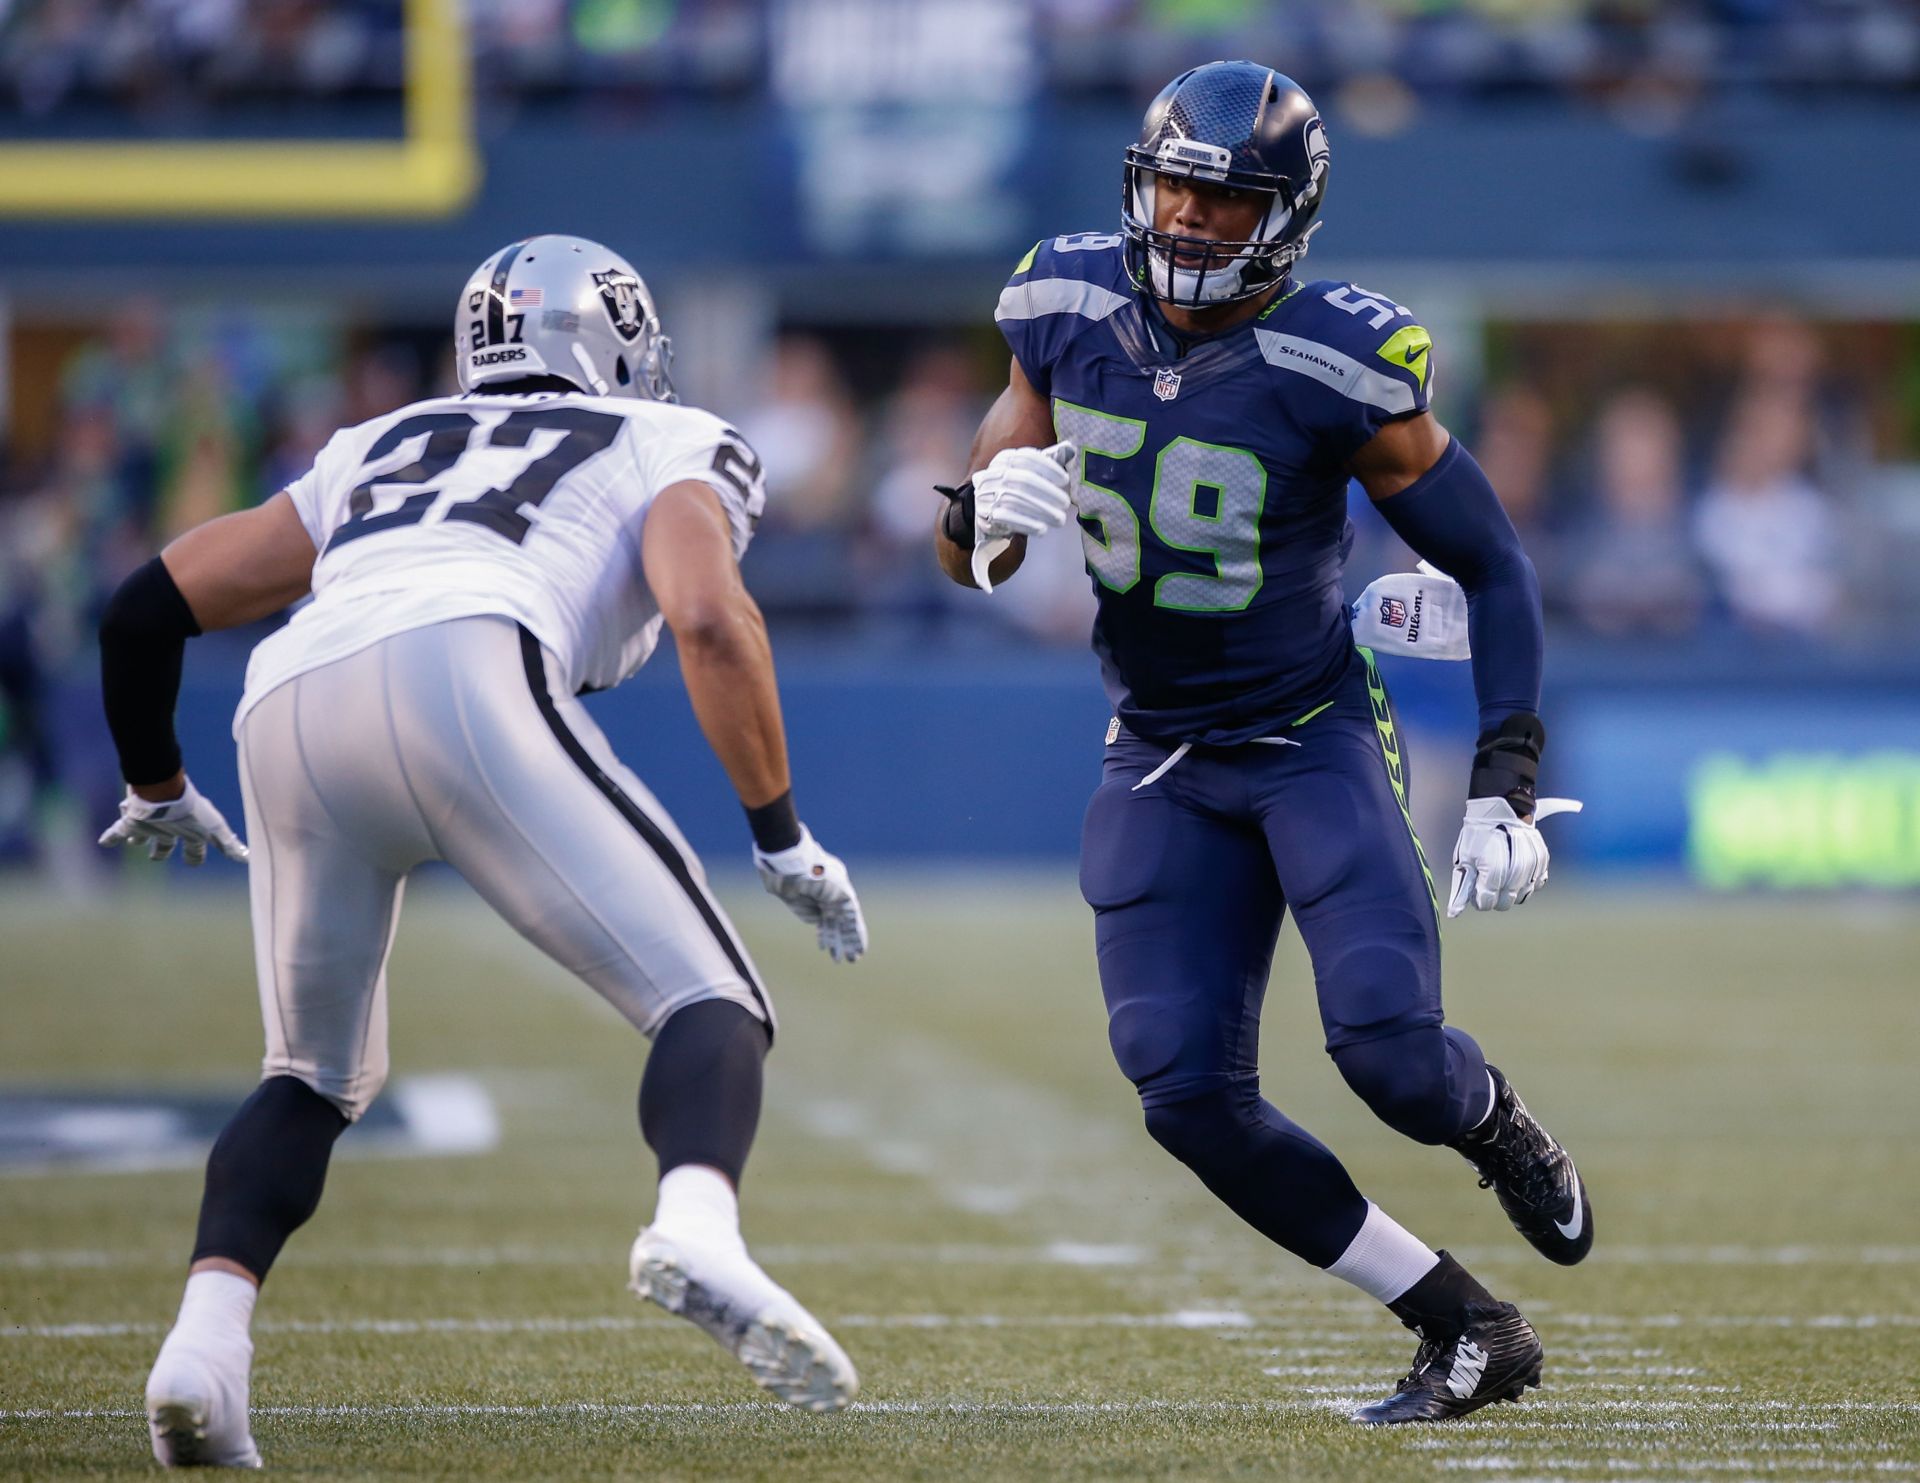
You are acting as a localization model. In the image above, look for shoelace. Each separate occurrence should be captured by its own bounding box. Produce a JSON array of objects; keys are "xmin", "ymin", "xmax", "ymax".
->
[
  {"xmin": 1472, "ymin": 1111, "xmax": 1566, "ymax": 1206},
  {"xmin": 1397, "ymin": 1338, "xmax": 1444, "ymax": 1392}
]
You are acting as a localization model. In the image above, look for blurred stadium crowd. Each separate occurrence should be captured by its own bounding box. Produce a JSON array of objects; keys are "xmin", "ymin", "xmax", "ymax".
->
[
  {"xmin": 5, "ymin": 0, "xmax": 1919, "ymax": 117},
  {"xmin": 3, "ymin": 0, "xmax": 1918, "ymax": 874},
  {"xmin": 0, "ymin": 300, "xmax": 1905, "ymax": 650},
  {"xmin": 6, "ymin": 297, "xmax": 1914, "ymax": 865}
]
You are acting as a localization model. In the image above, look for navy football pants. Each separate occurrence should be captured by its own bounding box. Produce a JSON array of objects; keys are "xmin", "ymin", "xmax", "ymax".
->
[{"xmin": 1080, "ymin": 649, "xmax": 1488, "ymax": 1268}]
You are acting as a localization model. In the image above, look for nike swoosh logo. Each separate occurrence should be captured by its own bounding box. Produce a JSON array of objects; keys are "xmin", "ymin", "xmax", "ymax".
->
[{"xmin": 1555, "ymin": 1201, "xmax": 1585, "ymax": 1242}]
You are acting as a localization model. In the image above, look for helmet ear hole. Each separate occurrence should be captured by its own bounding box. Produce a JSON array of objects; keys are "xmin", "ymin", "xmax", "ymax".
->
[{"xmin": 615, "ymin": 356, "xmax": 632, "ymax": 387}]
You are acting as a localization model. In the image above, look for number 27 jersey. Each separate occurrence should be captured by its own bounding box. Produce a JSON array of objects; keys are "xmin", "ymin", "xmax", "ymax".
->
[
  {"xmin": 997, "ymin": 234, "xmax": 1436, "ymax": 746},
  {"xmin": 235, "ymin": 391, "xmax": 765, "ymax": 732}
]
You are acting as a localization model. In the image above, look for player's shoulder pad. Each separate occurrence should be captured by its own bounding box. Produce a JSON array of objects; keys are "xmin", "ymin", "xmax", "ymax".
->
[
  {"xmin": 622, "ymin": 398, "xmax": 746, "ymax": 456},
  {"xmin": 995, "ymin": 230, "xmax": 1134, "ymax": 331},
  {"xmin": 643, "ymin": 398, "xmax": 732, "ymax": 438},
  {"xmin": 325, "ymin": 395, "xmax": 458, "ymax": 468},
  {"xmin": 1252, "ymin": 278, "xmax": 1436, "ymax": 418}
]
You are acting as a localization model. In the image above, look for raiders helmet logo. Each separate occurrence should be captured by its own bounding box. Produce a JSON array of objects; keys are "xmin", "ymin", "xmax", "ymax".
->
[{"xmin": 591, "ymin": 270, "xmax": 647, "ymax": 343}]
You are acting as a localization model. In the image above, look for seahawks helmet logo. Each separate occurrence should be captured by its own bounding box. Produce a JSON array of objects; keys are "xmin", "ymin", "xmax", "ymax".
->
[
  {"xmin": 1299, "ymin": 116, "xmax": 1330, "ymax": 206},
  {"xmin": 591, "ymin": 270, "xmax": 647, "ymax": 343}
]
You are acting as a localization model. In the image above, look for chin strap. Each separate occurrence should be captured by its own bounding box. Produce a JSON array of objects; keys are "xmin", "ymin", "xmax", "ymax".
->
[{"xmin": 570, "ymin": 343, "xmax": 610, "ymax": 396}]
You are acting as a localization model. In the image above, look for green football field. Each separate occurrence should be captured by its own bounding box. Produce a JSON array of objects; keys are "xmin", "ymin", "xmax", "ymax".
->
[{"xmin": 3, "ymin": 878, "xmax": 1917, "ymax": 1479}]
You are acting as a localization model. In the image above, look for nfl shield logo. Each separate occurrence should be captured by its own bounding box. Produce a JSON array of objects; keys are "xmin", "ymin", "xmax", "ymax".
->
[
  {"xmin": 1154, "ymin": 367, "xmax": 1182, "ymax": 402},
  {"xmin": 1379, "ymin": 597, "xmax": 1409, "ymax": 628}
]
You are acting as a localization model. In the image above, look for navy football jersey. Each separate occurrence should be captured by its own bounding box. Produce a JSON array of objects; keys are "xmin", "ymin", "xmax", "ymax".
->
[{"xmin": 996, "ymin": 233, "xmax": 1436, "ymax": 746}]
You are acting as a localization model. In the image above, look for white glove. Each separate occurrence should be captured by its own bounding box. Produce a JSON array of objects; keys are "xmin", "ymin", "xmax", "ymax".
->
[
  {"xmin": 97, "ymin": 776, "xmax": 249, "ymax": 866},
  {"xmin": 1447, "ymin": 796, "xmax": 1582, "ymax": 919},
  {"xmin": 1351, "ymin": 561, "xmax": 1472, "ymax": 661},
  {"xmin": 970, "ymin": 440, "xmax": 1077, "ymax": 593},
  {"xmin": 753, "ymin": 825, "xmax": 868, "ymax": 963}
]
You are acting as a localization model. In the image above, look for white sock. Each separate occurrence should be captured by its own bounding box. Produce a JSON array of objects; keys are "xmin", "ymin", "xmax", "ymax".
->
[
  {"xmin": 649, "ymin": 1165, "xmax": 745, "ymax": 1253},
  {"xmin": 148, "ymin": 1271, "xmax": 260, "ymax": 1467},
  {"xmin": 168, "ymin": 1270, "xmax": 258, "ymax": 1351},
  {"xmin": 1324, "ymin": 1202, "xmax": 1441, "ymax": 1304}
]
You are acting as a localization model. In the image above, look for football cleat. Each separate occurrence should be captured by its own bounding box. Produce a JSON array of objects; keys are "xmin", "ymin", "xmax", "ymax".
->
[
  {"xmin": 145, "ymin": 1343, "xmax": 261, "ymax": 1468},
  {"xmin": 1351, "ymin": 1300, "xmax": 1543, "ymax": 1425},
  {"xmin": 629, "ymin": 1228, "xmax": 858, "ymax": 1412},
  {"xmin": 1451, "ymin": 1064, "xmax": 1593, "ymax": 1266}
]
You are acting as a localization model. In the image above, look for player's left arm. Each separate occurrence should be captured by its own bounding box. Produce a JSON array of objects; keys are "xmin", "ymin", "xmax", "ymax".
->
[
  {"xmin": 1351, "ymin": 413, "xmax": 1579, "ymax": 917},
  {"xmin": 97, "ymin": 490, "xmax": 317, "ymax": 863},
  {"xmin": 643, "ymin": 480, "xmax": 794, "ymax": 816},
  {"xmin": 1350, "ymin": 412, "xmax": 1542, "ymax": 741}
]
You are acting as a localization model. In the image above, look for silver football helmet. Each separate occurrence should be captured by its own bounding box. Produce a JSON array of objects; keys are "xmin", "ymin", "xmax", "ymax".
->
[{"xmin": 454, "ymin": 234, "xmax": 674, "ymax": 402}]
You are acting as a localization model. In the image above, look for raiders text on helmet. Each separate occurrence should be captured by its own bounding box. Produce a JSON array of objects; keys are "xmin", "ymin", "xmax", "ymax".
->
[
  {"xmin": 1122, "ymin": 61, "xmax": 1330, "ymax": 309},
  {"xmin": 455, "ymin": 235, "xmax": 675, "ymax": 402}
]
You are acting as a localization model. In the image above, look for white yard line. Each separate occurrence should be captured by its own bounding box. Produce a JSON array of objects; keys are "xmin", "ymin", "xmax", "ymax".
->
[
  {"xmin": 1448, "ymin": 1244, "xmax": 1920, "ymax": 1267},
  {"xmin": 1543, "ymin": 1312, "xmax": 1920, "ymax": 1330},
  {"xmin": 12, "ymin": 1306, "xmax": 1919, "ymax": 1341},
  {"xmin": 6, "ymin": 1397, "xmax": 1918, "ymax": 1423},
  {"xmin": 1436, "ymin": 1462, "xmax": 1918, "ymax": 1475},
  {"xmin": 10, "ymin": 1241, "xmax": 1918, "ymax": 1271},
  {"xmin": 5, "ymin": 1310, "xmax": 1257, "ymax": 1340},
  {"xmin": 0, "ymin": 1399, "xmax": 1341, "ymax": 1422}
]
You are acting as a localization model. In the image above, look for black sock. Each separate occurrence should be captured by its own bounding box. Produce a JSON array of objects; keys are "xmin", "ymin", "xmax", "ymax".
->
[
  {"xmin": 638, "ymin": 999, "xmax": 769, "ymax": 1187},
  {"xmin": 1386, "ymin": 1250, "xmax": 1498, "ymax": 1337},
  {"xmin": 190, "ymin": 1076, "xmax": 349, "ymax": 1281}
]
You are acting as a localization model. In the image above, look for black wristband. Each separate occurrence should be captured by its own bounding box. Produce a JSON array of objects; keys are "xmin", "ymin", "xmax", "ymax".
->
[
  {"xmin": 936, "ymin": 480, "xmax": 976, "ymax": 547},
  {"xmin": 99, "ymin": 556, "xmax": 201, "ymax": 786},
  {"xmin": 744, "ymin": 790, "xmax": 803, "ymax": 853},
  {"xmin": 1469, "ymin": 711, "xmax": 1545, "ymax": 814}
]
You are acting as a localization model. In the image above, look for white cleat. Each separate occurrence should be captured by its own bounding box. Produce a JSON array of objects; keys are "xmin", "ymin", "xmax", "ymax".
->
[
  {"xmin": 628, "ymin": 1227, "xmax": 858, "ymax": 1412},
  {"xmin": 145, "ymin": 1342, "xmax": 262, "ymax": 1468}
]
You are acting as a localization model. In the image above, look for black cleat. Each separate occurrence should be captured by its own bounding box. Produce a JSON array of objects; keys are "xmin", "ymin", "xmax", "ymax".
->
[
  {"xmin": 1451, "ymin": 1064, "xmax": 1593, "ymax": 1265},
  {"xmin": 1351, "ymin": 1298, "xmax": 1544, "ymax": 1425}
]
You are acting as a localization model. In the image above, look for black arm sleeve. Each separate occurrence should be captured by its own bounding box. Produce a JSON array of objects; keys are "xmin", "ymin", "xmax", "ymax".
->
[
  {"xmin": 1371, "ymin": 437, "xmax": 1543, "ymax": 736},
  {"xmin": 99, "ymin": 556, "xmax": 202, "ymax": 787}
]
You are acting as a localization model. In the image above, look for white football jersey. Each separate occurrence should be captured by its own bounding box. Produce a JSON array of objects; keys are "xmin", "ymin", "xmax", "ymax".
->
[{"xmin": 235, "ymin": 391, "xmax": 765, "ymax": 732}]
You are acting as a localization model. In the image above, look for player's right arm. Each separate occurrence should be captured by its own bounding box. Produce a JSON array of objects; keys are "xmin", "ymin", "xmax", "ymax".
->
[
  {"xmin": 939, "ymin": 232, "xmax": 1114, "ymax": 593},
  {"xmin": 97, "ymin": 490, "xmax": 318, "ymax": 863},
  {"xmin": 642, "ymin": 479, "xmax": 866, "ymax": 963},
  {"xmin": 933, "ymin": 356, "xmax": 1064, "ymax": 590}
]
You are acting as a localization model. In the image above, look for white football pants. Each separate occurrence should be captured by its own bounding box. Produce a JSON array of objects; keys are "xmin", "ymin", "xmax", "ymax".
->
[{"xmin": 236, "ymin": 615, "xmax": 772, "ymax": 1121}]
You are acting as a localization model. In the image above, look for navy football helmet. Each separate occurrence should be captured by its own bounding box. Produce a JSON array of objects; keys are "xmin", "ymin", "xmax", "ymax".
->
[{"xmin": 1123, "ymin": 61, "xmax": 1330, "ymax": 308}]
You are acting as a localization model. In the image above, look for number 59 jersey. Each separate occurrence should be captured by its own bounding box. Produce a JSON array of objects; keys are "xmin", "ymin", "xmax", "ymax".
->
[
  {"xmin": 997, "ymin": 234, "xmax": 1436, "ymax": 746},
  {"xmin": 235, "ymin": 390, "xmax": 765, "ymax": 733}
]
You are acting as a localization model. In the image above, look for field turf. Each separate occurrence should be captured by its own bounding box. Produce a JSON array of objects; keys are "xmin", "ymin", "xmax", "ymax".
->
[{"xmin": 2, "ymin": 879, "xmax": 1917, "ymax": 1478}]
